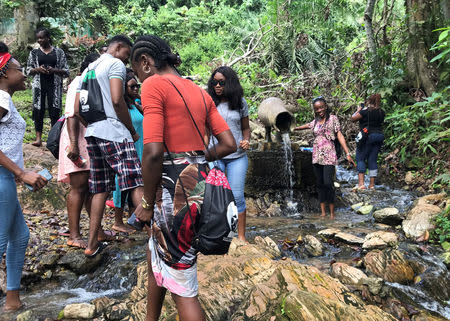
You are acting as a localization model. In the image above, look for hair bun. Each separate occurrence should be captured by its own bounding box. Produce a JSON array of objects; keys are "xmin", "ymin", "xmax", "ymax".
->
[{"xmin": 167, "ymin": 52, "xmax": 182, "ymax": 67}]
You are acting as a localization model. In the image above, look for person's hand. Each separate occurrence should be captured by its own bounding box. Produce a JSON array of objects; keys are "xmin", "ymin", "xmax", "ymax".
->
[
  {"xmin": 346, "ymin": 153, "xmax": 356, "ymax": 167},
  {"xmin": 46, "ymin": 66, "xmax": 56, "ymax": 74},
  {"xmin": 35, "ymin": 66, "xmax": 48, "ymax": 74},
  {"xmin": 132, "ymin": 132, "xmax": 140, "ymax": 143},
  {"xmin": 239, "ymin": 139, "xmax": 250, "ymax": 150},
  {"xmin": 66, "ymin": 143, "xmax": 80, "ymax": 161},
  {"xmin": 135, "ymin": 203, "xmax": 153, "ymax": 222},
  {"xmin": 20, "ymin": 170, "xmax": 48, "ymax": 191}
]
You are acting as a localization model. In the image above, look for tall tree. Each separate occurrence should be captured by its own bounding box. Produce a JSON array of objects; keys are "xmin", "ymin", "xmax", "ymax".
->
[{"xmin": 14, "ymin": 2, "xmax": 39, "ymax": 48}]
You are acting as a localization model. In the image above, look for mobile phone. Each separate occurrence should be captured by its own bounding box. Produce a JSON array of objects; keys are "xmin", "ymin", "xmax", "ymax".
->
[{"xmin": 25, "ymin": 168, "xmax": 52, "ymax": 191}]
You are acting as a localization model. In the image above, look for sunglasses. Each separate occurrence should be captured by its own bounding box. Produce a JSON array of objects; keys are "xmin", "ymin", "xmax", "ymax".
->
[
  {"xmin": 211, "ymin": 79, "xmax": 225, "ymax": 87},
  {"xmin": 129, "ymin": 84, "xmax": 140, "ymax": 90},
  {"xmin": 312, "ymin": 96, "xmax": 326, "ymax": 104}
]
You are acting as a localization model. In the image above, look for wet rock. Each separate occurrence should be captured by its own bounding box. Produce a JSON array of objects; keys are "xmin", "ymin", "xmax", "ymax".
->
[
  {"xmin": 358, "ymin": 204, "xmax": 374, "ymax": 215},
  {"xmin": 58, "ymin": 249, "xmax": 103, "ymax": 274},
  {"xmin": 16, "ymin": 310, "xmax": 35, "ymax": 321},
  {"xmin": 334, "ymin": 232, "xmax": 364, "ymax": 245},
  {"xmin": 330, "ymin": 263, "xmax": 367, "ymax": 285},
  {"xmin": 361, "ymin": 276, "xmax": 384, "ymax": 295},
  {"xmin": 54, "ymin": 268, "xmax": 78, "ymax": 282},
  {"xmin": 265, "ymin": 203, "xmax": 282, "ymax": 217},
  {"xmin": 126, "ymin": 238, "xmax": 397, "ymax": 321},
  {"xmin": 254, "ymin": 236, "xmax": 281, "ymax": 258},
  {"xmin": 92, "ymin": 297, "xmax": 117, "ymax": 316},
  {"xmin": 363, "ymin": 249, "xmax": 415, "ymax": 284},
  {"xmin": 317, "ymin": 228, "xmax": 341, "ymax": 238},
  {"xmin": 351, "ymin": 202, "xmax": 364, "ymax": 211},
  {"xmin": 402, "ymin": 194, "xmax": 443, "ymax": 239},
  {"xmin": 412, "ymin": 311, "xmax": 449, "ymax": 321},
  {"xmin": 374, "ymin": 223, "xmax": 391, "ymax": 230},
  {"xmin": 63, "ymin": 303, "xmax": 96, "ymax": 319},
  {"xmin": 362, "ymin": 231, "xmax": 398, "ymax": 250},
  {"xmin": 106, "ymin": 303, "xmax": 130, "ymax": 320},
  {"xmin": 246, "ymin": 198, "xmax": 259, "ymax": 216},
  {"xmin": 0, "ymin": 269, "xmax": 5, "ymax": 294},
  {"xmin": 373, "ymin": 207, "xmax": 403, "ymax": 225},
  {"xmin": 304, "ymin": 235, "xmax": 323, "ymax": 257},
  {"xmin": 40, "ymin": 252, "xmax": 61, "ymax": 268}
]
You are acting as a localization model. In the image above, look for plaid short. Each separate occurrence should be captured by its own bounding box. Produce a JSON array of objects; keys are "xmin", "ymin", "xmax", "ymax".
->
[{"xmin": 86, "ymin": 137, "xmax": 143, "ymax": 194}]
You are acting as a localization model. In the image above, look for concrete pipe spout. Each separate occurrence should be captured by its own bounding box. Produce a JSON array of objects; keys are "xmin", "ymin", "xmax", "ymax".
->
[{"xmin": 258, "ymin": 97, "xmax": 294, "ymax": 142}]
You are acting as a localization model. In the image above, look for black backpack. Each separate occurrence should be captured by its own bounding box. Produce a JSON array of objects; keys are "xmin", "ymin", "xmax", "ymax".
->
[
  {"xmin": 46, "ymin": 116, "xmax": 65, "ymax": 159},
  {"xmin": 79, "ymin": 66, "xmax": 106, "ymax": 124}
]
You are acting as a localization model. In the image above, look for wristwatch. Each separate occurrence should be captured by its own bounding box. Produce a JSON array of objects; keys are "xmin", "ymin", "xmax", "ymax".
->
[{"xmin": 141, "ymin": 196, "xmax": 152, "ymax": 210}]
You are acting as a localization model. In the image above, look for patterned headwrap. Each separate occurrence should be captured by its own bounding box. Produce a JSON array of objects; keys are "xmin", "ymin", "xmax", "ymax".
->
[{"xmin": 0, "ymin": 52, "xmax": 12, "ymax": 77}]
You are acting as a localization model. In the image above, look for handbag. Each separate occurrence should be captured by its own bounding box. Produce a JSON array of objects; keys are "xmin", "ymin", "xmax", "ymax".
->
[
  {"xmin": 165, "ymin": 79, "xmax": 238, "ymax": 255},
  {"xmin": 355, "ymin": 108, "xmax": 370, "ymax": 147},
  {"xmin": 46, "ymin": 115, "xmax": 65, "ymax": 159}
]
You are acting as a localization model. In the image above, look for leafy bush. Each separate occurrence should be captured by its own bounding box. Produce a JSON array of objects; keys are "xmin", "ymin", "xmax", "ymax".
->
[{"xmin": 431, "ymin": 206, "xmax": 450, "ymax": 246}]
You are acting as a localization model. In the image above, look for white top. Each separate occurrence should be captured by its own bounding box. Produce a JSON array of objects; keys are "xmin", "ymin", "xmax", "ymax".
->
[
  {"xmin": 78, "ymin": 53, "xmax": 132, "ymax": 142},
  {"xmin": 0, "ymin": 90, "xmax": 26, "ymax": 169},
  {"xmin": 65, "ymin": 76, "xmax": 81, "ymax": 117}
]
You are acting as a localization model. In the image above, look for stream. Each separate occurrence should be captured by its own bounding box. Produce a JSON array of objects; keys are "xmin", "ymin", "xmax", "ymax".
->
[{"xmin": 1, "ymin": 166, "xmax": 449, "ymax": 320}]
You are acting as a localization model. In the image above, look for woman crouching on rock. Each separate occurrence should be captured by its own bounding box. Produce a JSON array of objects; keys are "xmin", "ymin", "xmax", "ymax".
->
[
  {"xmin": 131, "ymin": 35, "xmax": 236, "ymax": 321},
  {"xmin": 0, "ymin": 42, "xmax": 48, "ymax": 312},
  {"xmin": 294, "ymin": 96, "xmax": 355, "ymax": 219}
]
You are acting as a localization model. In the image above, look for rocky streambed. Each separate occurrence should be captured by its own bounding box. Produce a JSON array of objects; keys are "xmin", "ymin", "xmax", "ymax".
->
[{"xmin": 1, "ymin": 145, "xmax": 449, "ymax": 321}]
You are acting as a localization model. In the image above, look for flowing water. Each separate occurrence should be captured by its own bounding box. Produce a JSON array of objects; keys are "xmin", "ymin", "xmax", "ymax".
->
[
  {"xmin": 1, "ymin": 165, "xmax": 449, "ymax": 320},
  {"xmin": 281, "ymin": 132, "xmax": 298, "ymax": 216}
]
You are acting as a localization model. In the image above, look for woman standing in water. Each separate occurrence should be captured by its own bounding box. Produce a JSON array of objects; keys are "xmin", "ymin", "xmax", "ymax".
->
[
  {"xmin": 207, "ymin": 66, "xmax": 250, "ymax": 242},
  {"xmin": 295, "ymin": 97, "xmax": 354, "ymax": 219},
  {"xmin": 0, "ymin": 42, "xmax": 48, "ymax": 312},
  {"xmin": 26, "ymin": 28, "xmax": 69, "ymax": 146}
]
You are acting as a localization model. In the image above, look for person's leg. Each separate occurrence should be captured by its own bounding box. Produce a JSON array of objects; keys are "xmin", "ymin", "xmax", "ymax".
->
[
  {"xmin": 0, "ymin": 170, "xmax": 28, "ymax": 311},
  {"xmin": 86, "ymin": 192, "xmax": 109, "ymax": 252},
  {"xmin": 47, "ymin": 86, "xmax": 59, "ymax": 127},
  {"xmin": 323, "ymin": 165, "xmax": 336, "ymax": 219},
  {"xmin": 367, "ymin": 133, "xmax": 384, "ymax": 188},
  {"xmin": 313, "ymin": 164, "xmax": 326, "ymax": 217},
  {"xmin": 67, "ymin": 171, "xmax": 90, "ymax": 248},
  {"xmin": 113, "ymin": 189, "xmax": 135, "ymax": 233},
  {"xmin": 355, "ymin": 143, "xmax": 366, "ymax": 188},
  {"xmin": 146, "ymin": 248, "xmax": 167, "ymax": 321},
  {"xmin": 32, "ymin": 88, "xmax": 47, "ymax": 147},
  {"xmin": 5, "ymin": 200, "xmax": 29, "ymax": 311},
  {"xmin": 224, "ymin": 156, "xmax": 248, "ymax": 242},
  {"xmin": 171, "ymin": 293, "xmax": 206, "ymax": 321}
]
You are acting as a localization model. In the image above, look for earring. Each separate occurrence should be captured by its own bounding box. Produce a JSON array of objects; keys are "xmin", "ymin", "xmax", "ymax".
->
[{"xmin": 143, "ymin": 65, "xmax": 151, "ymax": 74}]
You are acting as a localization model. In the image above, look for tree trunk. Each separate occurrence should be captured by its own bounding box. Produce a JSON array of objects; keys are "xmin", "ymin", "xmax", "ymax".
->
[
  {"xmin": 364, "ymin": 0, "xmax": 378, "ymax": 56},
  {"xmin": 14, "ymin": 2, "xmax": 39, "ymax": 49},
  {"xmin": 405, "ymin": 0, "xmax": 439, "ymax": 96}
]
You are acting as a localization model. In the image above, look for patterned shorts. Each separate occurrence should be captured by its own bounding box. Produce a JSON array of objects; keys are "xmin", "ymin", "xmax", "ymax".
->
[{"xmin": 86, "ymin": 137, "xmax": 143, "ymax": 194}]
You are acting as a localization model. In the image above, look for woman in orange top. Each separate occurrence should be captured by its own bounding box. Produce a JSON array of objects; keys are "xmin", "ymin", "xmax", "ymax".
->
[{"xmin": 131, "ymin": 35, "xmax": 236, "ymax": 321}]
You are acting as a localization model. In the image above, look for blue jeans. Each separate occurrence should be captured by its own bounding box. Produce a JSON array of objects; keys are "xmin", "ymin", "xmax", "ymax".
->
[
  {"xmin": 356, "ymin": 133, "xmax": 384, "ymax": 177},
  {"xmin": 0, "ymin": 167, "xmax": 30, "ymax": 291},
  {"xmin": 210, "ymin": 155, "xmax": 248, "ymax": 213}
]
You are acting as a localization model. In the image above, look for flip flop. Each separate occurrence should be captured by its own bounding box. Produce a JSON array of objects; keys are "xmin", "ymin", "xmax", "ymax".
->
[
  {"xmin": 84, "ymin": 242, "xmax": 107, "ymax": 258},
  {"xmin": 67, "ymin": 238, "xmax": 88, "ymax": 249},
  {"xmin": 105, "ymin": 200, "xmax": 115, "ymax": 208},
  {"xmin": 352, "ymin": 185, "xmax": 366, "ymax": 191},
  {"xmin": 58, "ymin": 229, "xmax": 71, "ymax": 237},
  {"xmin": 98, "ymin": 230, "xmax": 117, "ymax": 242}
]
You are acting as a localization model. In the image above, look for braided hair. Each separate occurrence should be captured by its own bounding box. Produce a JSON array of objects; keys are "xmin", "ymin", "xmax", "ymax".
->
[
  {"xmin": 130, "ymin": 35, "xmax": 181, "ymax": 70},
  {"xmin": 0, "ymin": 42, "xmax": 11, "ymax": 77}
]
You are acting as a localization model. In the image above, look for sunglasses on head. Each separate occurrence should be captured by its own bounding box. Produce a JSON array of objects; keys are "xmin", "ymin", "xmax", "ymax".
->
[
  {"xmin": 211, "ymin": 79, "xmax": 225, "ymax": 87},
  {"xmin": 129, "ymin": 84, "xmax": 140, "ymax": 90},
  {"xmin": 312, "ymin": 96, "xmax": 326, "ymax": 104}
]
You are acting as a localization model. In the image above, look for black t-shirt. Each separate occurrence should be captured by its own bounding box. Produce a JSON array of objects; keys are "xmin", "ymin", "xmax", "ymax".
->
[
  {"xmin": 37, "ymin": 48, "xmax": 57, "ymax": 87},
  {"xmin": 359, "ymin": 108, "xmax": 385, "ymax": 134}
]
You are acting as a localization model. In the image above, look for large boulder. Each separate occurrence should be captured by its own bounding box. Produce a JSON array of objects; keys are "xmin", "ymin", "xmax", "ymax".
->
[
  {"xmin": 363, "ymin": 249, "xmax": 415, "ymax": 284},
  {"xmin": 402, "ymin": 194, "xmax": 446, "ymax": 239},
  {"xmin": 63, "ymin": 303, "xmax": 96, "ymax": 319},
  {"xmin": 124, "ymin": 239, "xmax": 397, "ymax": 321},
  {"xmin": 373, "ymin": 207, "xmax": 404, "ymax": 225},
  {"xmin": 330, "ymin": 263, "xmax": 368, "ymax": 285}
]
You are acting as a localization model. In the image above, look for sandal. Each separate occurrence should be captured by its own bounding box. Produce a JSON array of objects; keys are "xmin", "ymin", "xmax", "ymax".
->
[
  {"xmin": 98, "ymin": 230, "xmax": 117, "ymax": 242},
  {"xmin": 84, "ymin": 242, "xmax": 108, "ymax": 258},
  {"xmin": 67, "ymin": 238, "xmax": 88, "ymax": 249},
  {"xmin": 352, "ymin": 185, "xmax": 366, "ymax": 191}
]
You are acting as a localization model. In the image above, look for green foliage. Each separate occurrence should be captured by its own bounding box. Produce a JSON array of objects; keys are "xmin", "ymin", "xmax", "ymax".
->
[
  {"xmin": 383, "ymin": 86, "xmax": 450, "ymax": 169},
  {"xmin": 430, "ymin": 207, "xmax": 450, "ymax": 246}
]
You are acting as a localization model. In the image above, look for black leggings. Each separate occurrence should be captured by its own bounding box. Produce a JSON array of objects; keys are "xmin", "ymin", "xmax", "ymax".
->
[
  {"xmin": 313, "ymin": 164, "xmax": 335, "ymax": 204},
  {"xmin": 33, "ymin": 86, "xmax": 60, "ymax": 132}
]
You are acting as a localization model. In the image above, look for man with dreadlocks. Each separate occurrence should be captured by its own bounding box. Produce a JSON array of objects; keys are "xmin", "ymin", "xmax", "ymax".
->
[{"xmin": 70, "ymin": 35, "xmax": 145, "ymax": 257}]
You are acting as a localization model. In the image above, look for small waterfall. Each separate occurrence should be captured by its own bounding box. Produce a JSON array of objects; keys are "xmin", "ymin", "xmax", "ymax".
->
[{"xmin": 281, "ymin": 132, "xmax": 298, "ymax": 215}]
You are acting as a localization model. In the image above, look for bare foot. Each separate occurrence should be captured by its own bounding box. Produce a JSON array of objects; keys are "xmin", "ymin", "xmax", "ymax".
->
[
  {"xmin": 112, "ymin": 224, "xmax": 136, "ymax": 234},
  {"xmin": 330, "ymin": 215, "xmax": 335, "ymax": 220},
  {"xmin": 67, "ymin": 238, "xmax": 88, "ymax": 249},
  {"xmin": 320, "ymin": 213, "xmax": 326, "ymax": 218},
  {"xmin": 98, "ymin": 229, "xmax": 117, "ymax": 242},
  {"xmin": 31, "ymin": 140, "xmax": 42, "ymax": 147},
  {"xmin": 3, "ymin": 302, "xmax": 23, "ymax": 312},
  {"xmin": 4, "ymin": 291, "xmax": 23, "ymax": 312}
]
